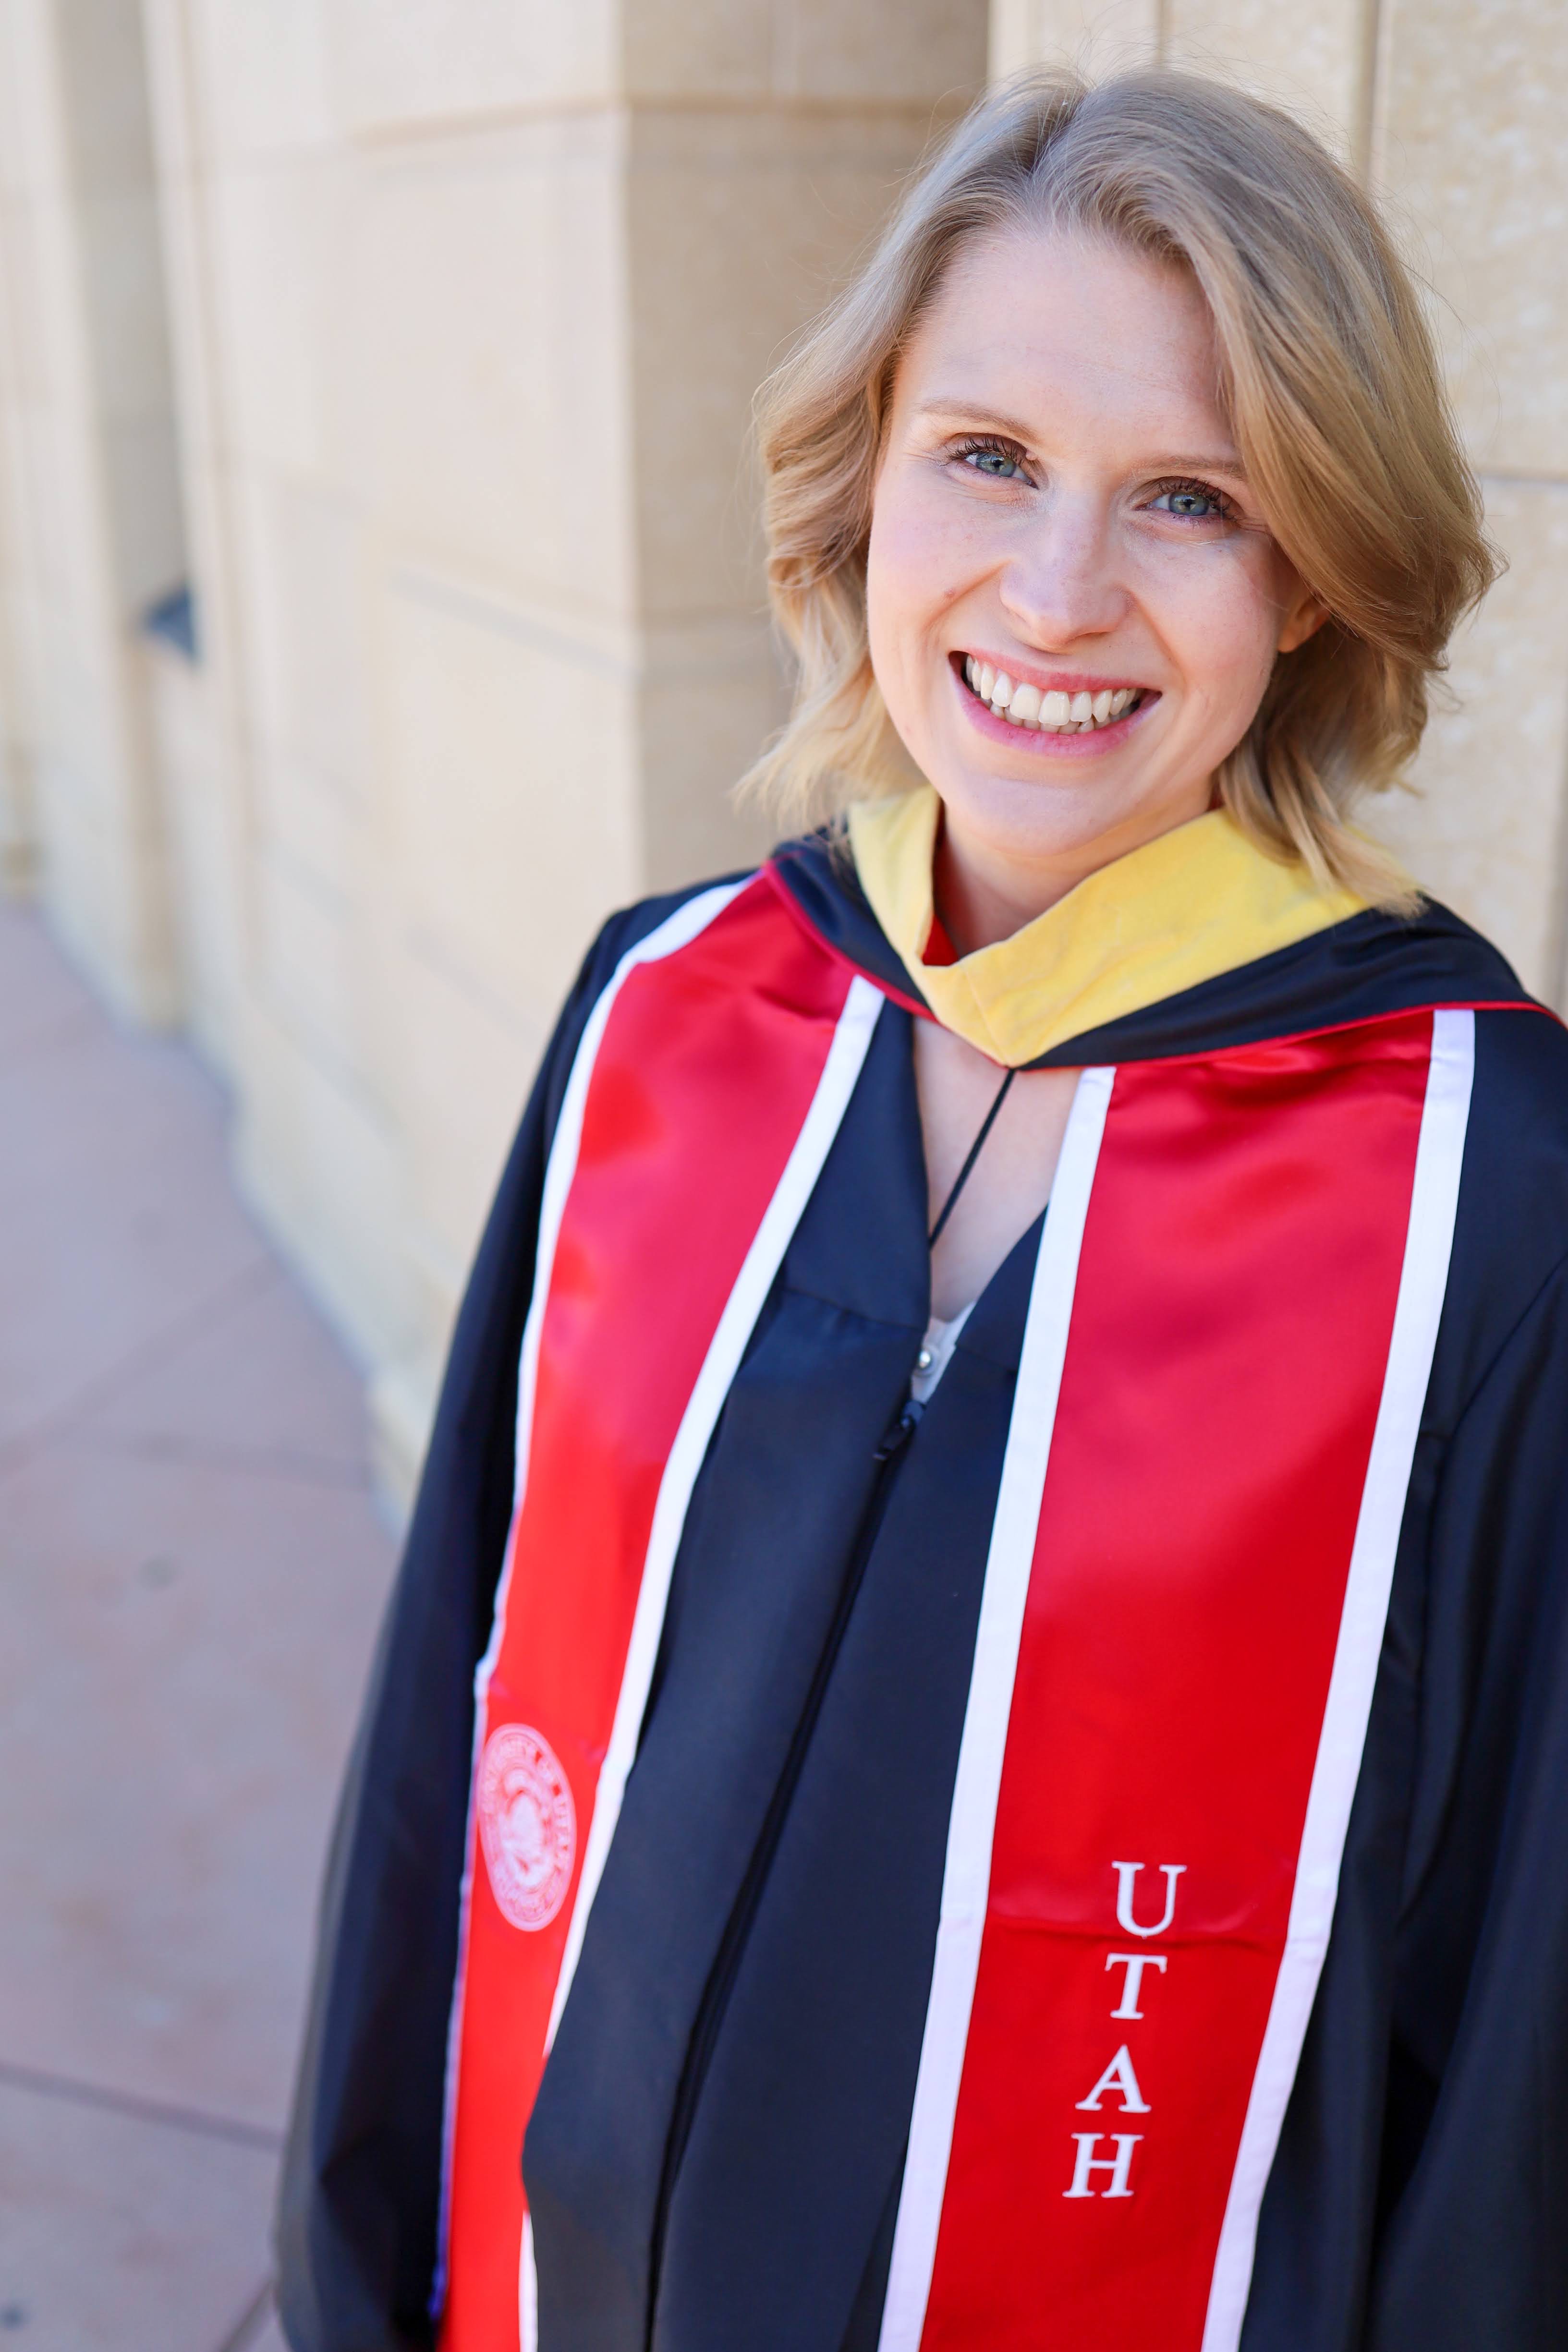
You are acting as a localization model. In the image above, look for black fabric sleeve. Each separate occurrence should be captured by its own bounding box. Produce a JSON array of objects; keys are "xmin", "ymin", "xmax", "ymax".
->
[
  {"xmin": 273, "ymin": 890, "xmax": 710, "ymax": 2352},
  {"xmin": 1364, "ymin": 1254, "xmax": 1568, "ymax": 2349}
]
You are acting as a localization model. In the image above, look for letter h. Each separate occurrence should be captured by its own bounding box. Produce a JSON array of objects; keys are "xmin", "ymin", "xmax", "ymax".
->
[{"xmin": 1063, "ymin": 2132, "xmax": 1140, "ymax": 2199}]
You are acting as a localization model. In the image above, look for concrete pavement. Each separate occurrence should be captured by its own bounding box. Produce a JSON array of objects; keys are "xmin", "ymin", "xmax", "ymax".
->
[{"xmin": 0, "ymin": 900, "xmax": 400, "ymax": 2349}]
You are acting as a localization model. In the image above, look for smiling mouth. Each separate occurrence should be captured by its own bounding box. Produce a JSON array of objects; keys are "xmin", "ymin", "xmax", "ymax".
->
[{"xmin": 960, "ymin": 654, "xmax": 1149, "ymax": 733}]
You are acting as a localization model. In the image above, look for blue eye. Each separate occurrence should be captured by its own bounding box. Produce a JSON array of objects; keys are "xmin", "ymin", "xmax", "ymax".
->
[
  {"xmin": 961, "ymin": 443, "xmax": 1026, "ymax": 480},
  {"xmin": 1149, "ymin": 483, "xmax": 1228, "ymax": 521}
]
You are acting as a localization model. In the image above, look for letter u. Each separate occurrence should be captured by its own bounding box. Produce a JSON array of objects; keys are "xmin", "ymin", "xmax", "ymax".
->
[{"xmin": 1112, "ymin": 1860, "xmax": 1186, "ymax": 1939}]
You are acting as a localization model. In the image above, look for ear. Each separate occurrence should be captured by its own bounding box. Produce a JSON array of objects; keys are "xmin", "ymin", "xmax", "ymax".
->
[{"xmin": 1277, "ymin": 587, "xmax": 1330, "ymax": 654}]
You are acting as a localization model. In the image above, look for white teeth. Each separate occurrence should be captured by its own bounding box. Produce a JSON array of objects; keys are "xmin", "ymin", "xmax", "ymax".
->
[{"xmin": 962, "ymin": 658, "xmax": 1145, "ymax": 731}]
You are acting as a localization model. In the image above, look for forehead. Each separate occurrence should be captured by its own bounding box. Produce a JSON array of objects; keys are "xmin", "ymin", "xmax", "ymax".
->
[{"xmin": 896, "ymin": 226, "xmax": 1229, "ymax": 453}]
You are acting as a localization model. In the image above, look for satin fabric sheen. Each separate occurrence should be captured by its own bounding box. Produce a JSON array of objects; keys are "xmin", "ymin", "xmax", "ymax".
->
[
  {"xmin": 921, "ymin": 1022, "xmax": 1431, "ymax": 2345},
  {"xmin": 441, "ymin": 876, "xmax": 1443, "ymax": 2351},
  {"xmin": 441, "ymin": 885, "xmax": 857, "ymax": 2347},
  {"xmin": 274, "ymin": 842, "xmax": 1568, "ymax": 2352}
]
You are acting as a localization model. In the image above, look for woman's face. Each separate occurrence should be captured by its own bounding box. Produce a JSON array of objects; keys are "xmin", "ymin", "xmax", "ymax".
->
[{"xmin": 865, "ymin": 227, "xmax": 1325, "ymax": 932}]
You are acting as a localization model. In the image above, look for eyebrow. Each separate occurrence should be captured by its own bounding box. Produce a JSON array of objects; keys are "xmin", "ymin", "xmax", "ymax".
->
[
  {"xmin": 911, "ymin": 399, "xmax": 1249, "ymax": 481},
  {"xmin": 1156, "ymin": 451, "xmax": 1250, "ymax": 482}
]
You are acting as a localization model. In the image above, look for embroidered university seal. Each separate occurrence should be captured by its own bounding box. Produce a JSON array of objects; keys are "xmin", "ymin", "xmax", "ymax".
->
[{"xmin": 477, "ymin": 1722, "xmax": 576, "ymax": 1932}]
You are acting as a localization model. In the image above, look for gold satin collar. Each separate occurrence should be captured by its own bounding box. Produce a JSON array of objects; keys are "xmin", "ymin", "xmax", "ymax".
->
[{"xmin": 847, "ymin": 784, "xmax": 1368, "ymax": 1067}]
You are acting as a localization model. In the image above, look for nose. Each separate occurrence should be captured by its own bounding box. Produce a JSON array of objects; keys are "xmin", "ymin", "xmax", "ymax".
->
[{"xmin": 997, "ymin": 494, "xmax": 1129, "ymax": 647}]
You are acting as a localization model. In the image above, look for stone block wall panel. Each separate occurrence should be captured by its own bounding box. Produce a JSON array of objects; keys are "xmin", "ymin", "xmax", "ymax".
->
[
  {"xmin": 187, "ymin": 0, "xmax": 336, "ymax": 160},
  {"xmin": 331, "ymin": 0, "xmax": 618, "ymax": 135},
  {"xmin": 1164, "ymin": 0, "xmax": 1368, "ymax": 155},
  {"xmin": 26, "ymin": 0, "xmax": 1566, "ymax": 1514},
  {"xmin": 207, "ymin": 158, "xmax": 354, "ymax": 481},
  {"xmin": 142, "ymin": 633, "xmax": 239, "ymax": 1065},
  {"xmin": 625, "ymin": 104, "xmax": 954, "ymax": 619},
  {"xmin": 1374, "ymin": 482, "xmax": 1568, "ymax": 1004},
  {"xmin": 377, "ymin": 564, "xmax": 642, "ymax": 1055},
  {"xmin": 778, "ymin": 0, "xmax": 987, "ymax": 101},
  {"xmin": 0, "ymin": 0, "xmax": 186, "ymax": 1020},
  {"xmin": 991, "ymin": 0, "xmax": 1158, "ymax": 79},
  {"xmin": 355, "ymin": 118, "xmax": 634, "ymax": 615},
  {"xmin": 1373, "ymin": 0, "xmax": 1568, "ymax": 476},
  {"xmin": 230, "ymin": 476, "xmax": 373, "ymax": 797}
]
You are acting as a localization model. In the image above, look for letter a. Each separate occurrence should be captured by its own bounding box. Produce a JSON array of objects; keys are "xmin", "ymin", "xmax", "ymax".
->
[
  {"xmin": 1112, "ymin": 1860, "xmax": 1186, "ymax": 1939},
  {"xmin": 1075, "ymin": 2044, "xmax": 1151, "ymax": 2114}
]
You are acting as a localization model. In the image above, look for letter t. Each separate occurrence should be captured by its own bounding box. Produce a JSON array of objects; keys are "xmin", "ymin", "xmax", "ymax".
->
[{"xmin": 1106, "ymin": 1951, "xmax": 1167, "ymax": 2021}]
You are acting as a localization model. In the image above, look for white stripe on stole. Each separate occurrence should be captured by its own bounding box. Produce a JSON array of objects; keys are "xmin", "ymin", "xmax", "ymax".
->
[
  {"xmin": 544, "ymin": 968, "xmax": 886, "ymax": 2053},
  {"xmin": 877, "ymin": 1063, "xmax": 1117, "ymax": 2352},
  {"xmin": 503, "ymin": 935, "xmax": 884, "ymax": 2349},
  {"xmin": 1200, "ymin": 1006, "xmax": 1474, "ymax": 2352},
  {"xmin": 435, "ymin": 878, "xmax": 752, "ymax": 2315}
]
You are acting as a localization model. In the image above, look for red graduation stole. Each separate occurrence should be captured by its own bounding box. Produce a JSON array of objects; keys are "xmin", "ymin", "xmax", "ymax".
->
[{"xmin": 436, "ymin": 871, "xmax": 1473, "ymax": 2352}]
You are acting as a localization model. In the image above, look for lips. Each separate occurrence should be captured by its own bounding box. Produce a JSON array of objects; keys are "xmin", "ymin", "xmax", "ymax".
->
[{"xmin": 961, "ymin": 654, "xmax": 1148, "ymax": 733}]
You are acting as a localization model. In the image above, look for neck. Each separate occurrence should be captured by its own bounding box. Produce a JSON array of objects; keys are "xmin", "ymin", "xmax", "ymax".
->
[{"xmin": 934, "ymin": 792, "xmax": 1216, "ymax": 956}]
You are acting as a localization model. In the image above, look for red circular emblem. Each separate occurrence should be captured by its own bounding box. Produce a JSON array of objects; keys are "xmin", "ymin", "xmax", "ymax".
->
[{"xmin": 477, "ymin": 1722, "xmax": 576, "ymax": 1932}]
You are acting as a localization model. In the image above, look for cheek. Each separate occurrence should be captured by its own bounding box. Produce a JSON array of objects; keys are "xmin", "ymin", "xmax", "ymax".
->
[
  {"xmin": 865, "ymin": 488, "xmax": 935, "ymax": 643},
  {"xmin": 864, "ymin": 499, "xmax": 928, "ymax": 698},
  {"xmin": 866, "ymin": 473, "xmax": 984, "ymax": 657},
  {"xmin": 1140, "ymin": 543, "xmax": 1284, "ymax": 712}
]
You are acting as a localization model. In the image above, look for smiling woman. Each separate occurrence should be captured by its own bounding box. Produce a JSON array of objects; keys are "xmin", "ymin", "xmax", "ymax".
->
[
  {"xmin": 280, "ymin": 69, "xmax": 1568, "ymax": 2352},
  {"xmin": 751, "ymin": 72, "xmax": 1491, "ymax": 917}
]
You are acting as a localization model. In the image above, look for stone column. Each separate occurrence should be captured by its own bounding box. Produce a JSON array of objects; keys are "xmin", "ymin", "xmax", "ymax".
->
[
  {"xmin": 0, "ymin": 0, "xmax": 188, "ymax": 1014},
  {"xmin": 994, "ymin": 0, "xmax": 1160, "ymax": 79},
  {"xmin": 134, "ymin": 0, "xmax": 986, "ymax": 1500},
  {"xmin": 1363, "ymin": 0, "xmax": 1568, "ymax": 1006}
]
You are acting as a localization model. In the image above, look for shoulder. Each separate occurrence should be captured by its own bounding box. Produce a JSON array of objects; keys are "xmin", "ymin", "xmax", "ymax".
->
[
  {"xmin": 1465, "ymin": 1000, "xmax": 1568, "ymax": 1250},
  {"xmin": 1472, "ymin": 994, "xmax": 1568, "ymax": 1103},
  {"xmin": 1437, "ymin": 890, "xmax": 1568, "ymax": 1319},
  {"xmin": 495, "ymin": 871, "xmax": 764, "ymax": 1195},
  {"xmin": 1432, "ymin": 1001, "xmax": 1568, "ymax": 1423},
  {"xmin": 578, "ymin": 867, "xmax": 762, "ymax": 993},
  {"xmin": 1334, "ymin": 895, "xmax": 1568, "ymax": 1171}
]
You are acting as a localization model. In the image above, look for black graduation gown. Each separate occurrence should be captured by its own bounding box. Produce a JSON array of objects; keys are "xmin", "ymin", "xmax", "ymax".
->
[{"xmin": 274, "ymin": 835, "xmax": 1568, "ymax": 2352}]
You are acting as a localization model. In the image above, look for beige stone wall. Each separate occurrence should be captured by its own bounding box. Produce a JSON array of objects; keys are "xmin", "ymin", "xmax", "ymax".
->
[
  {"xmin": 994, "ymin": 0, "xmax": 1568, "ymax": 1005},
  {"xmin": 1, "ymin": 0, "xmax": 1562, "ymax": 1507},
  {"xmin": 0, "ymin": 0, "xmax": 188, "ymax": 1015},
  {"xmin": 0, "ymin": 0, "xmax": 985, "ymax": 1501}
]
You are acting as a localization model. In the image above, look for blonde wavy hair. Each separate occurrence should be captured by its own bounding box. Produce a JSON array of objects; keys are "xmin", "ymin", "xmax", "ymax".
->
[{"xmin": 744, "ymin": 69, "xmax": 1496, "ymax": 908}]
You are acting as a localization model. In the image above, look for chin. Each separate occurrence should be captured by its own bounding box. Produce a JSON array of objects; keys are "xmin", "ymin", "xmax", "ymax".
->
[{"xmin": 945, "ymin": 762, "xmax": 1125, "ymax": 846}]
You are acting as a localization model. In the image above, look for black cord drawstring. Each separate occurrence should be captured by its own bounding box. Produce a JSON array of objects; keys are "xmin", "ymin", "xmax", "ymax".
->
[{"xmin": 927, "ymin": 1066, "xmax": 1016, "ymax": 1248}]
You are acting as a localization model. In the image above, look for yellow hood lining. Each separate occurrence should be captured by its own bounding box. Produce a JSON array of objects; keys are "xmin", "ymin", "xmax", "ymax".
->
[{"xmin": 847, "ymin": 786, "xmax": 1369, "ymax": 1067}]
